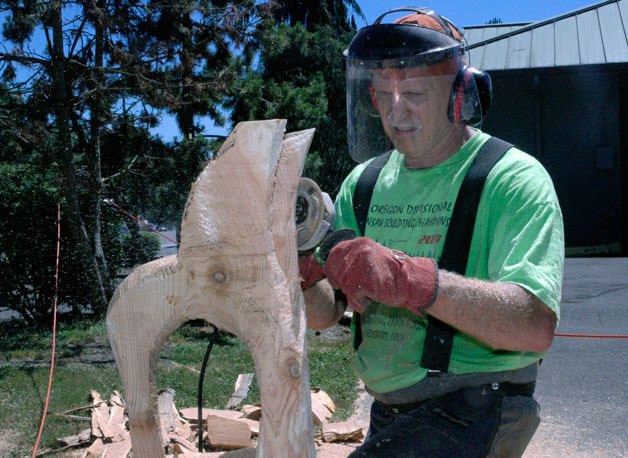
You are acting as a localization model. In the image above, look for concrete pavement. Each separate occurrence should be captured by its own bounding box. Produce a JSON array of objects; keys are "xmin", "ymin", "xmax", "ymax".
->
[{"xmin": 525, "ymin": 257, "xmax": 628, "ymax": 457}]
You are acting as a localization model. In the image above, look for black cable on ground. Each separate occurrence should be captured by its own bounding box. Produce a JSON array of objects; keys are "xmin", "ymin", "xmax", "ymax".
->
[{"xmin": 197, "ymin": 325, "xmax": 219, "ymax": 452}]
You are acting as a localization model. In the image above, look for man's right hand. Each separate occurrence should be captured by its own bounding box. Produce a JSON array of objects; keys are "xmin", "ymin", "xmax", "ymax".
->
[
  {"xmin": 298, "ymin": 254, "xmax": 325, "ymax": 289},
  {"xmin": 298, "ymin": 229, "xmax": 357, "ymax": 289}
]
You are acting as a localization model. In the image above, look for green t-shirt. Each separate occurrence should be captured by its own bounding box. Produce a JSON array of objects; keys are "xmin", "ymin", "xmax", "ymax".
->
[{"xmin": 334, "ymin": 130, "xmax": 564, "ymax": 394}]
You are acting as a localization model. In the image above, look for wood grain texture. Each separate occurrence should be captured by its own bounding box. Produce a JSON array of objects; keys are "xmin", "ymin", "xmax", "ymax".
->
[{"xmin": 106, "ymin": 120, "xmax": 316, "ymax": 457}]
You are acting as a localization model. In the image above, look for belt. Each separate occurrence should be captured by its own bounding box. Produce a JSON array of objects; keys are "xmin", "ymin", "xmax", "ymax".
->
[
  {"xmin": 377, "ymin": 381, "xmax": 536, "ymax": 414},
  {"xmin": 498, "ymin": 381, "xmax": 536, "ymax": 397},
  {"xmin": 368, "ymin": 363, "xmax": 540, "ymax": 405}
]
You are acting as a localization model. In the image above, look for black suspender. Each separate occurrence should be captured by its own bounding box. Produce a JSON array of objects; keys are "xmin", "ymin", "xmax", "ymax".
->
[
  {"xmin": 351, "ymin": 152, "xmax": 391, "ymax": 350},
  {"xmin": 350, "ymin": 137, "xmax": 513, "ymax": 369},
  {"xmin": 353, "ymin": 152, "xmax": 392, "ymax": 237},
  {"xmin": 420, "ymin": 137, "xmax": 512, "ymax": 372}
]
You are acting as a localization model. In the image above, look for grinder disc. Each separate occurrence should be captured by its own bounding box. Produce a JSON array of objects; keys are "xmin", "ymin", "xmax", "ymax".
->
[{"xmin": 296, "ymin": 178, "xmax": 335, "ymax": 252}]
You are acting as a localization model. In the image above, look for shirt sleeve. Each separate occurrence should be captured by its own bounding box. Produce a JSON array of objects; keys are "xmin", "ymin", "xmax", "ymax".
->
[{"xmin": 483, "ymin": 151, "xmax": 565, "ymax": 318}]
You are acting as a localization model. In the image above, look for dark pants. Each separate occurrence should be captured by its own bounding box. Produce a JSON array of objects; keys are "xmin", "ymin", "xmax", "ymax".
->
[{"xmin": 349, "ymin": 384, "xmax": 540, "ymax": 458}]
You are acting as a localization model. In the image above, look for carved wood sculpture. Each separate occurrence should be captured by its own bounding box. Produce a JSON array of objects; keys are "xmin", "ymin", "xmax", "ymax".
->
[{"xmin": 106, "ymin": 120, "xmax": 316, "ymax": 457}]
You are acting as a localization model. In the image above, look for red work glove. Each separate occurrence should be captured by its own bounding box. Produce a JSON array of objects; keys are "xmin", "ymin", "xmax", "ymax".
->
[
  {"xmin": 298, "ymin": 229, "xmax": 358, "ymax": 290},
  {"xmin": 298, "ymin": 254, "xmax": 325, "ymax": 289},
  {"xmin": 323, "ymin": 237, "xmax": 439, "ymax": 314}
]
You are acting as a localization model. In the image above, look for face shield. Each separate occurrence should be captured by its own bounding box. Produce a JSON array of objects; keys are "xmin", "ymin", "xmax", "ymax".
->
[{"xmin": 344, "ymin": 8, "xmax": 491, "ymax": 168}]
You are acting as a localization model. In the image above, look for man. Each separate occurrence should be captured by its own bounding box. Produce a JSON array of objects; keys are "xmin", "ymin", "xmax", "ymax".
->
[{"xmin": 300, "ymin": 7, "xmax": 564, "ymax": 457}]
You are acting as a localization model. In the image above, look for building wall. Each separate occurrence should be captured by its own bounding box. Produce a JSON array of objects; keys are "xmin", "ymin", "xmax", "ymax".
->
[{"xmin": 483, "ymin": 67, "xmax": 624, "ymax": 253}]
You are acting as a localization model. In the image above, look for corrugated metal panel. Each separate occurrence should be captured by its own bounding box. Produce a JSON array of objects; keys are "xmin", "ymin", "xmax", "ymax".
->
[
  {"xmin": 530, "ymin": 24, "xmax": 556, "ymax": 67},
  {"xmin": 463, "ymin": 22, "xmax": 530, "ymax": 68},
  {"xmin": 578, "ymin": 10, "xmax": 606, "ymax": 64},
  {"xmin": 506, "ymin": 30, "xmax": 532, "ymax": 69},
  {"xmin": 555, "ymin": 16, "xmax": 580, "ymax": 66},
  {"xmin": 481, "ymin": 38, "xmax": 510, "ymax": 70},
  {"xmin": 464, "ymin": 24, "xmax": 530, "ymax": 67},
  {"xmin": 463, "ymin": 27, "xmax": 487, "ymax": 45},
  {"xmin": 465, "ymin": 0, "xmax": 628, "ymax": 70},
  {"xmin": 463, "ymin": 24, "xmax": 530, "ymax": 45},
  {"xmin": 466, "ymin": 47, "xmax": 484, "ymax": 68},
  {"xmin": 599, "ymin": 2, "xmax": 628, "ymax": 62}
]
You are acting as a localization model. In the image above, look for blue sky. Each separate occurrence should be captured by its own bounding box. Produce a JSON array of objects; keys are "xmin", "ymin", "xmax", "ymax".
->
[
  {"xmin": 162, "ymin": 0, "xmax": 602, "ymax": 140},
  {"xmin": 355, "ymin": 0, "xmax": 600, "ymax": 27}
]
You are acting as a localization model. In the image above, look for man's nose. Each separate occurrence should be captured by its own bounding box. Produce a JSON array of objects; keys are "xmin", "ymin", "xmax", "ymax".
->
[{"xmin": 388, "ymin": 92, "xmax": 410, "ymax": 121}]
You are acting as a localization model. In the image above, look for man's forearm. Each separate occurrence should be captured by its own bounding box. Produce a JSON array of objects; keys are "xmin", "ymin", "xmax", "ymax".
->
[{"xmin": 428, "ymin": 271, "xmax": 557, "ymax": 352}]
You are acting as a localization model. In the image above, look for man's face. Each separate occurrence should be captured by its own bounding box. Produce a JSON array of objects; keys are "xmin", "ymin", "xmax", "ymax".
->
[{"xmin": 371, "ymin": 67, "xmax": 456, "ymax": 165}]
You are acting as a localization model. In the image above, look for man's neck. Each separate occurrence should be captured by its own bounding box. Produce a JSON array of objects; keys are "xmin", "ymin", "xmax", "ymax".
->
[{"xmin": 404, "ymin": 126, "xmax": 475, "ymax": 169}]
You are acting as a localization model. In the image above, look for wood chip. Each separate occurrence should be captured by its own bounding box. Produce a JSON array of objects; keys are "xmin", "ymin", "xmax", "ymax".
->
[
  {"xmin": 110, "ymin": 391, "xmax": 125, "ymax": 407},
  {"xmin": 311, "ymin": 389, "xmax": 336, "ymax": 413},
  {"xmin": 82, "ymin": 437, "xmax": 133, "ymax": 457},
  {"xmin": 57, "ymin": 428, "xmax": 91, "ymax": 447},
  {"xmin": 240, "ymin": 405, "xmax": 262, "ymax": 421},
  {"xmin": 322, "ymin": 421, "xmax": 364, "ymax": 443},
  {"xmin": 169, "ymin": 434, "xmax": 199, "ymax": 454},
  {"xmin": 235, "ymin": 418, "xmax": 259, "ymax": 436},
  {"xmin": 90, "ymin": 391, "xmax": 114, "ymax": 440},
  {"xmin": 166, "ymin": 449, "xmax": 256, "ymax": 457},
  {"xmin": 226, "ymin": 373, "xmax": 254, "ymax": 410},
  {"xmin": 310, "ymin": 392, "xmax": 333, "ymax": 425},
  {"xmin": 206, "ymin": 414, "xmax": 252, "ymax": 450},
  {"xmin": 159, "ymin": 388, "xmax": 179, "ymax": 438},
  {"xmin": 180, "ymin": 407, "xmax": 244, "ymax": 423}
]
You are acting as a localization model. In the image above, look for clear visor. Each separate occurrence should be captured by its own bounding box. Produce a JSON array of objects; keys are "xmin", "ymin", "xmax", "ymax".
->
[{"xmin": 346, "ymin": 59, "xmax": 483, "ymax": 168}]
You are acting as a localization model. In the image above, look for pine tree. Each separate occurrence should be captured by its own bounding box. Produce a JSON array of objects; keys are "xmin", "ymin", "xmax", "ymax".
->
[{"xmin": 0, "ymin": 0, "xmax": 263, "ymax": 320}]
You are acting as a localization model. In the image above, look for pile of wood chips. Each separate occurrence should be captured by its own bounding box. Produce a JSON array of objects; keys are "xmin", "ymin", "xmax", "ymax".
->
[{"xmin": 53, "ymin": 374, "xmax": 363, "ymax": 457}]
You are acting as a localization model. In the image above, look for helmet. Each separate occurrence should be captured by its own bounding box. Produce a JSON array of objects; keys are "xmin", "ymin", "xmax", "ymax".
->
[
  {"xmin": 345, "ymin": 7, "xmax": 465, "ymax": 68},
  {"xmin": 344, "ymin": 7, "xmax": 491, "ymax": 164}
]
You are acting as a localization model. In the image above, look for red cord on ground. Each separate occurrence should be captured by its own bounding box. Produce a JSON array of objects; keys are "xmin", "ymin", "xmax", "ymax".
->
[
  {"xmin": 32, "ymin": 204, "xmax": 61, "ymax": 458},
  {"xmin": 555, "ymin": 333, "xmax": 628, "ymax": 339}
]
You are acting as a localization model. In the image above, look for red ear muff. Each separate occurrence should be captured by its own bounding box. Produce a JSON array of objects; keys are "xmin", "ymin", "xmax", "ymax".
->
[
  {"xmin": 368, "ymin": 84, "xmax": 380, "ymax": 112},
  {"xmin": 453, "ymin": 68, "xmax": 473, "ymax": 124},
  {"xmin": 448, "ymin": 66, "xmax": 492, "ymax": 126}
]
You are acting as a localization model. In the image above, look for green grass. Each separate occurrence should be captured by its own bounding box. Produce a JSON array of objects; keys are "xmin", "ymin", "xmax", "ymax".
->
[{"xmin": 0, "ymin": 319, "xmax": 358, "ymax": 457}]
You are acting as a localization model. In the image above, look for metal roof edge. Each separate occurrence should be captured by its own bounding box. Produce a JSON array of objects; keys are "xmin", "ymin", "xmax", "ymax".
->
[
  {"xmin": 483, "ymin": 61, "xmax": 628, "ymax": 75},
  {"xmin": 463, "ymin": 22, "xmax": 531, "ymax": 29},
  {"xmin": 466, "ymin": 0, "xmax": 621, "ymax": 50}
]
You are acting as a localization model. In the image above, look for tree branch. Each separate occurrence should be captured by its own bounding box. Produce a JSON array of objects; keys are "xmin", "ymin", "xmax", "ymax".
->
[
  {"xmin": 102, "ymin": 155, "xmax": 139, "ymax": 183},
  {"xmin": 0, "ymin": 52, "xmax": 49, "ymax": 67}
]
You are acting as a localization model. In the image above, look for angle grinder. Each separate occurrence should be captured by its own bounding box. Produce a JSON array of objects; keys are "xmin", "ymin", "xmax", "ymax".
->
[{"xmin": 295, "ymin": 178, "xmax": 336, "ymax": 253}]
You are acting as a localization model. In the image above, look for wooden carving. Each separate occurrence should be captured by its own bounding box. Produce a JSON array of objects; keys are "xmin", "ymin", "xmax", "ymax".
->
[{"xmin": 106, "ymin": 120, "xmax": 316, "ymax": 457}]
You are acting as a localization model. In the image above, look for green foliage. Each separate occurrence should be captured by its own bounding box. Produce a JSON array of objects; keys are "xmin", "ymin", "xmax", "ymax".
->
[
  {"xmin": 0, "ymin": 365, "xmax": 123, "ymax": 457},
  {"xmin": 119, "ymin": 231, "xmax": 161, "ymax": 268},
  {"xmin": 0, "ymin": 1, "xmax": 45, "ymax": 44},
  {"xmin": 0, "ymin": 1, "xmax": 366, "ymax": 326},
  {"xmin": 0, "ymin": 162, "xmax": 131, "ymax": 324},
  {"xmin": 228, "ymin": 22, "xmax": 356, "ymax": 195},
  {"xmin": 99, "ymin": 205, "xmax": 126, "ymax": 278},
  {"xmin": 148, "ymin": 136, "xmax": 210, "ymax": 228},
  {"xmin": 0, "ymin": 164, "xmax": 71, "ymax": 324},
  {"xmin": 270, "ymin": 0, "xmax": 364, "ymax": 32},
  {"xmin": 100, "ymin": 124, "xmax": 204, "ymax": 230},
  {"xmin": 0, "ymin": 1, "xmax": 263, "ymax": 322},
  {"xmin": 486, "ymin": 17, "xmax": 504, "ymax": 24}
]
